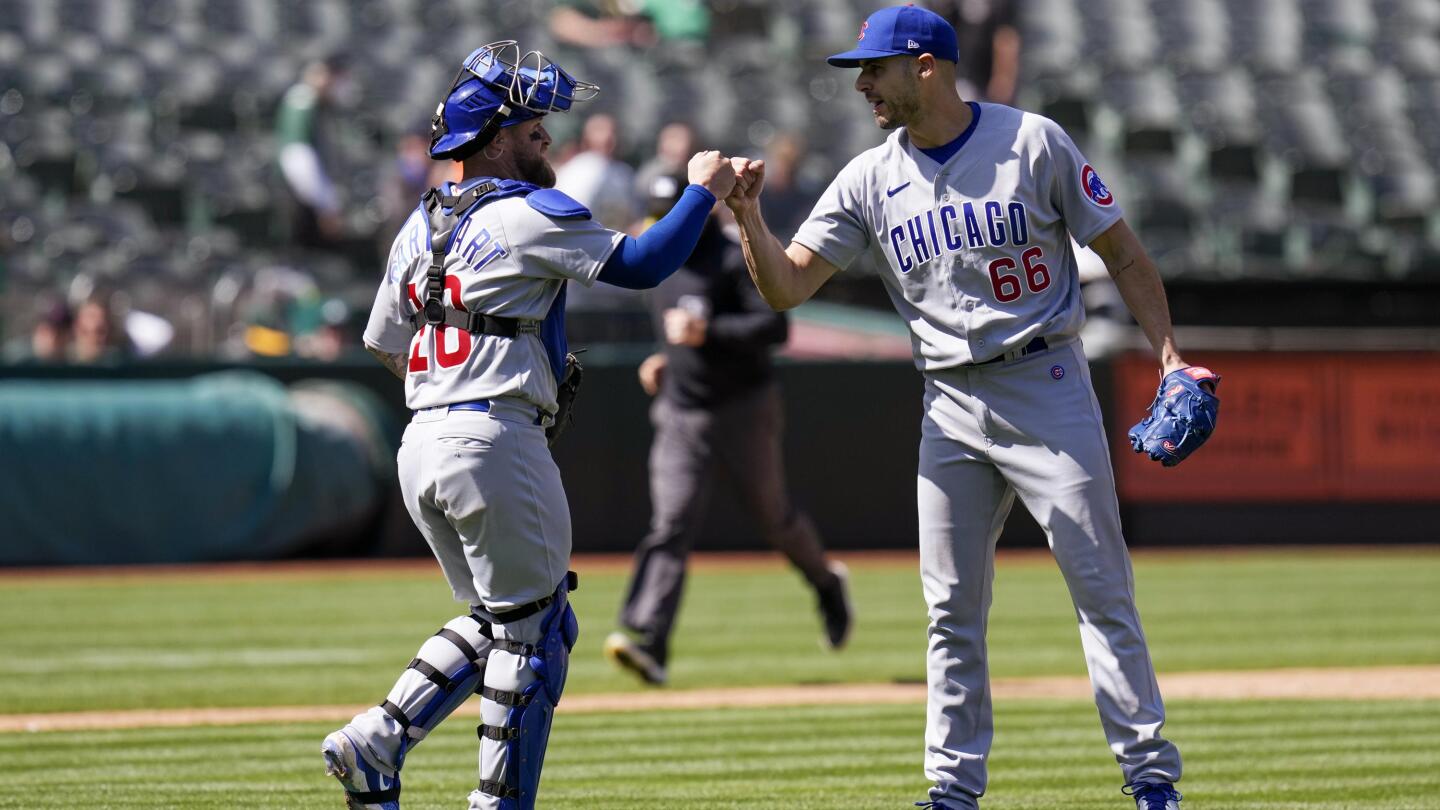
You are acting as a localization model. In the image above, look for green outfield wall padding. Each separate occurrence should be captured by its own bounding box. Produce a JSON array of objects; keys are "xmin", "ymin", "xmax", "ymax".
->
[{"xmin": 0, "ymin": 372, "xmax": 392, "ymax": 564}]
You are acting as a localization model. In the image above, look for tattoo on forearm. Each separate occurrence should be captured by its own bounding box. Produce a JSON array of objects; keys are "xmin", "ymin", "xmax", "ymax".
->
[{"xmin": 367, "ymin": 345, "xmax": 408, "ymax": 380}]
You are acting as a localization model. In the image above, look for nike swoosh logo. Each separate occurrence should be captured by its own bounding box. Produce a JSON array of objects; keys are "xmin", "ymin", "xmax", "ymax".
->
[{"xmin": 886, "ymin": 182, "xmax": 911, "ymax": 197}]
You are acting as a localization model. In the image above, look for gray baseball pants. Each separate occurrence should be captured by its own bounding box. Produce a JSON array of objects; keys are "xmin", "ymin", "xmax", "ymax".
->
[
  {"xmin": 618, "ymin": 382, "xmax": 832, "ymax": 661},
  {"xmin": 399, "ymin": 399, "xmax": 571, "ymax": 611},
  {"xmin": 919, "ymin": 340, "xmax": 1182, "ymax": 808}
]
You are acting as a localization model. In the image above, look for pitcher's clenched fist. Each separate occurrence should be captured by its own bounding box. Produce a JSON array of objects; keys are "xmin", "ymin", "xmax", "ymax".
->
[
  {"xmin": 687, "ymin": 150, "xmax": 736, "ymax": 199},
  {"xmin": 724, "ymin": 157, "xmax": 765, "ymax": 216}
]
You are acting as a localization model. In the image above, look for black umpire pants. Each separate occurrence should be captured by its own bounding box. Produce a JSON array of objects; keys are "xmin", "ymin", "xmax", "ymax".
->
[{"xmin": 618, "ymin": 382, "xmax": 833, "ymax": 663}]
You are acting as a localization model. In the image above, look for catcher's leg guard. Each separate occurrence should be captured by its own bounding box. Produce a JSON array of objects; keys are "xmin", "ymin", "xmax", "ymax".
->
[
  {"xmin": 328, "ymin": 612, "xmax": 494, "ymax": 806},
  {"xmin": 471, "ymin": 574, "xmax": 579, "ymax": 810}
]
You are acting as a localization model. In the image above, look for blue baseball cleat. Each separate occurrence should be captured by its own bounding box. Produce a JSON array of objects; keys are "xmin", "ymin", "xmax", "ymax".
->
[
  {"xmin": 1124, "ymin": 781, "xmax": 1182, "ymax": 810},
  {"xmin": 322, "ymin": 729, "xmax": 401, "ymax": 810}
]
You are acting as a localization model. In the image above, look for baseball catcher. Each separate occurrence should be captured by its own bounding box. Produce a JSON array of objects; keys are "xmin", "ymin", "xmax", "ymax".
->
[{"xmin": 322, "ymin": 39, "xmax": 736, "ymax": 810}]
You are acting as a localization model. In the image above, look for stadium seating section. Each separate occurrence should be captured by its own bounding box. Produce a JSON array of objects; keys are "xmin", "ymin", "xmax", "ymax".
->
[{"xmin": 1, "ymin": 0, "xmax": 1437, "ymax": 356}]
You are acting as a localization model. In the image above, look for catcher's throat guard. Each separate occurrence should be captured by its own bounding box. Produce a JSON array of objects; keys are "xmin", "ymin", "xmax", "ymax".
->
[{"xmin": 431, "ymin": 41, "xmax": 599, "ymax": 161}]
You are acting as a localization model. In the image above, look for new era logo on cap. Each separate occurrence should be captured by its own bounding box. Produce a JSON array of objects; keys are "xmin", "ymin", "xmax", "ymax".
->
[{"xmin": 907, "ymin": 39, "xmax": 919, "ymax": 48}]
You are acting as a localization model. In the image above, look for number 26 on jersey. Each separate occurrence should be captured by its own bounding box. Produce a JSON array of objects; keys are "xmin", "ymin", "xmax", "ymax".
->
[{"xmin": 405, "ymin": 279, "xmax": 471, "ymax": 373}]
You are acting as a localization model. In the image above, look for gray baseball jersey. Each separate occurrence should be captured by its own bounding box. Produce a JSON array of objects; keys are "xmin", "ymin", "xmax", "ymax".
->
[
  {"xmin": 792, "ymin": 102, "xmax": 1122, "ymax": 369},
  {"xmin": 364, "ymin": 190, "xmax": 623, "ymax": 413}
]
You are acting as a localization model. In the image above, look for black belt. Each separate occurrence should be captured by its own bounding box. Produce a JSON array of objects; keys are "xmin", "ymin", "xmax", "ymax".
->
[
  {"xmin": 975, "ymin": 336, "xmax": 1048, "ymax": 365},
  {"xmin": 408, "ymin": 310, "xmax": 539, "ymax": 337}
]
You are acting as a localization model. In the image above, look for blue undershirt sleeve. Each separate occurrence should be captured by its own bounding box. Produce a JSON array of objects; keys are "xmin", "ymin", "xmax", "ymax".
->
[{"xmin": 596, "ymin": 184, "xmax": 717, "ymax": 289}]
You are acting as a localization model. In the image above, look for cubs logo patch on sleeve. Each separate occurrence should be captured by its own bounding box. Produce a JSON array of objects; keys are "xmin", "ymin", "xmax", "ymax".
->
[{"xmin": 1081, "ymin": 165, "xmax": 1114, "ymax": 207}]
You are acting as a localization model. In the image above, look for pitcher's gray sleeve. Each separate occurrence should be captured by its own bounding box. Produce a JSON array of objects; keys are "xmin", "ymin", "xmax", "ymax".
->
[
  {"xmin": 791, "ymin": 155, "xmax": 873, "ymax": 271},
  {"xmin": 1039, "ymin": 119, "xmax": 1124, "ymax": 246},
  {"xmin": 501, "ymin": 204, "xmax": 624, "ymax": 286}
]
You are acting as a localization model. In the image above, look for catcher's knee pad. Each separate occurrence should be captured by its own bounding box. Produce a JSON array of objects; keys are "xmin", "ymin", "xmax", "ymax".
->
[
  {"xmin": 474, "ymin": 574, "xmax": 579, "ymax": 810},
  {"xmin": 370, "ymin": 613, "xmax": 492, "ymax": 769}
]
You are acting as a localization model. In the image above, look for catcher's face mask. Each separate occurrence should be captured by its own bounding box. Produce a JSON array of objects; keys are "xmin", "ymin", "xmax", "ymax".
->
[{"xmin": 430, "ymin": 40, "xmax": 598, "ymax": 160}]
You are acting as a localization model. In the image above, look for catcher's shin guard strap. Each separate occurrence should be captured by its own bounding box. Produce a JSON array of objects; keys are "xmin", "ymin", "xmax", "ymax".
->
[
  {"xmin": 409, "ymin": 658, "xmax": 456, "ymax": 691},
  {"xmin": 479, "ymin": 723, "xmax": 520, "ymax": 741},
  {"xmin": 349, "ymin": 786, "xmax": 401, "ymax": 804},
  {"xmin": 479, "ymin": 779, "xmax": 519, "ymax": 800},
  {"xmin": 481, "ymin": 685, "xmax": 534, "ymax": 707},
  {"xmin": 437, "ymin": 626, "xmax": 484, "ymax": 663},
  {"xmin": 380, "ymin": 700, "xmax": 418, "ymax": 738}
]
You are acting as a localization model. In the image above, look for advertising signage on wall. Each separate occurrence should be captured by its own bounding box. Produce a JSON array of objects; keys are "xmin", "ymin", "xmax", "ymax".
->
[{"xmin": 1112, "ymin": 352, "xmax": 1440, "ymax": 503}]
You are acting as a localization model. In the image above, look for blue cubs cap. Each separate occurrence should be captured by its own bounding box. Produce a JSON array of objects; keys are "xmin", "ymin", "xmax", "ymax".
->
[{"xmin": 826, "ymin": 5, "xmax": 960, "ymax": 68}]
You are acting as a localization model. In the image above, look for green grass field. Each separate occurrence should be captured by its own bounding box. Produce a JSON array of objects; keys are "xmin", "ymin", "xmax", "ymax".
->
[{"xmin": 3, "ymin": 549, "xmax": 1439, "ymax": 808}]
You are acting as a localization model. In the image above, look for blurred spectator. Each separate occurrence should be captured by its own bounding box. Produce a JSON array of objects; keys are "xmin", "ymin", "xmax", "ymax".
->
[
  {"xmin": 635, "ymin": 0, "xmax": 710, "ymax": 44},
  {"xmin": 5, "ymin": 300, "xmax": 73, "ymax": 363},
  {"xmin": 275, "ymin": 55, "xmax": 352, "ymax": 249},
  {"xmin": 380, "ymin": 133, "xmax": 459, "ymax": 245},
  {"xmin": 555, "ymin": 113, "xmax": 639, "ymax": 231},
  {"xmin": 294, "ymin": 298, "xmax": 351, "ymax": 362},
  {"xmin": 548, "ymin": 1, "xmax": 657, "ymax": 49},
  {"xmin": 756, "ymin": 131, "xmax": 822, "ymax": 243},
  {"xmin": 925, "ymin": 0, "xmax": 1021, "ymax": 105},
  {"xmin": 634, "ymin": 121, "xmax": 698, "ymax": 226},
  {"xmin": 224, "ymin": 265, "xmax": 324, "ymax": 360},
  {"xmin": 71, "ymin": 296, "xmax": 125, "ymax": 364}
]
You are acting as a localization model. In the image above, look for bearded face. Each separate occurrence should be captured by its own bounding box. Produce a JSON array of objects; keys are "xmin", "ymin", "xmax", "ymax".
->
[{"xmin": 509, "ymin": 119, "xmax": 556, "ymax": 188}]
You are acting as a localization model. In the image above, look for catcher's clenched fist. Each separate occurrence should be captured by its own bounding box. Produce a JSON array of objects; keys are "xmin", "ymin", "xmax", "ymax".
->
[
  {"xmin": 1128, "ymin": 366, "xmax": 1221, "ymax": 466},
  {"xmin": 687, "ymin": 150, "xmax": 737, "ymax": 200}
]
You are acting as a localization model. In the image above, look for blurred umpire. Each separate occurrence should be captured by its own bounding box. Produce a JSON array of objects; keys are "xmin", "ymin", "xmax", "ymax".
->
[{"xmin": 603, "ymin": 175, "xmax": 854, "ymax": 686}]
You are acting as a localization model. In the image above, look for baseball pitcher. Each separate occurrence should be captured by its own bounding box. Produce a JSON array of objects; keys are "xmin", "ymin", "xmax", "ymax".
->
[
  {"xmin": 723, "ymin": 7, "xmax": 1218, "ymax": 810},
  {"xmin": 323, "ymin": 41, "xmax": 736, "ymax": 810}
]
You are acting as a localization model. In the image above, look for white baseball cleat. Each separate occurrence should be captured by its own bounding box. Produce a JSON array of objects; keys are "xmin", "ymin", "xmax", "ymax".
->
[
  {"xmin": 603, "ymin": 631, "xmax": 668, "ymax": 686},
  {"xmin": 1124, "ymin": 781, "xmax": 1182, "ymax": 810},
  {"xmin": 322, "ymin": 729, "xmax": 401, "ymax": 810}
]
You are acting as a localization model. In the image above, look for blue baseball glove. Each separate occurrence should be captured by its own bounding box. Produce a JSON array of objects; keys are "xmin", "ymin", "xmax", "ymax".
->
[{"xmin": 1128, "ymin": 366, "xmax": 1221, "ymax": 466}]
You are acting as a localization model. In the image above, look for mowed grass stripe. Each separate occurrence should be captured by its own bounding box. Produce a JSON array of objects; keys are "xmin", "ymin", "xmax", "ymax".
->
[
  {"xmin": 3, "ymin": 551, "xmax": 1438, "ymax": 715},
  {"xmin": 5, "ymin": 700, "xmax": 1440, "ymax": 809}
]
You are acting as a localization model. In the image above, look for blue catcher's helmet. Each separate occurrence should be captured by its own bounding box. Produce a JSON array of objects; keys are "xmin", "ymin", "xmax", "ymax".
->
[{"xmin": 430, "ymin": 41, "xmax": 599, "ymax": 161}]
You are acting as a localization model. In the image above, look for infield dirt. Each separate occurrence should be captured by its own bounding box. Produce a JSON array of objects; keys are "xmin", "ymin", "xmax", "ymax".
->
[{"xmin": 4, "ymin": 665, "xmax": 1437, "ymax": 733}]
